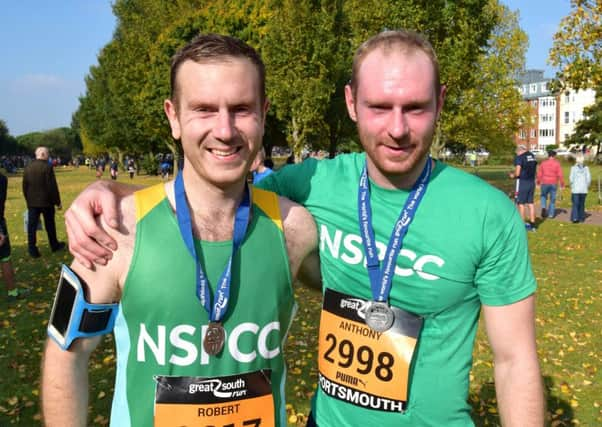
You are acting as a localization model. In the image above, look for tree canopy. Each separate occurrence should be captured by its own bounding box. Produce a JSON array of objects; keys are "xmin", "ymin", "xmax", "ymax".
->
[
  {"xmin": 549, "ymin": 0, "xmax": 602, "ymax": 91},
  {"xmin": 75, "ymin": 0, "xmax": 525, "ymax": 158}
]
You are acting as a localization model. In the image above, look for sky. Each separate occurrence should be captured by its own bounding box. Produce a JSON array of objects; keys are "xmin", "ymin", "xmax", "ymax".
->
[{"xmin": 0, "ymin": 1, "xmax": 573, "ymax": 137}]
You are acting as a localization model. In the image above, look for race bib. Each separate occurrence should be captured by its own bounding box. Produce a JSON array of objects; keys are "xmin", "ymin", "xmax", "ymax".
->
[
  {"xmin": 154, "ymin": 370, "xmax": 275, "ymax": 427},
  {"xmin": 318, "ymin": 288, "xmax": 423, "ymax": 412}
]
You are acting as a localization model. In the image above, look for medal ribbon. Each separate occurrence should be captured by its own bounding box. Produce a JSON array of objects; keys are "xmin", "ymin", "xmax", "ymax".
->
[
  {"xmin": 175, "ymin": 171, "xmax": 250, "ymax": 323},
  {"xmin": 358, "ymin": 157, "xmax": 432, "ymax": 302}
]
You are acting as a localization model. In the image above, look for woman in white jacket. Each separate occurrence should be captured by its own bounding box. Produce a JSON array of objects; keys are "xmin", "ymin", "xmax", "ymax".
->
[{"xmin": 569, "ymin": 154, "xmax": 591, "ymax": 223}]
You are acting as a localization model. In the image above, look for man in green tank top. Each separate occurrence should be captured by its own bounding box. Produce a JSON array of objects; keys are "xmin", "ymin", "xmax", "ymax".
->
[
  {"xmin": 41, "ymin": 34, "xmax": 317, "ymax": 427},
  {"xmin": 63, "ymin": 31, "xmax": 544, "ymax": 426}
]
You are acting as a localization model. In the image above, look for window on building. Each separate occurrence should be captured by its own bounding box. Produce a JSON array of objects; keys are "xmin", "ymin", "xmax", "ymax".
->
[
  {"xmin": 565, "ymin": 112, "xmax": 570, "ymax": 124},
  {"xmin": 541, "ymin": 83, "xmax": 548, "ymax": 92},
  {"xmin": 530, "ymin": 84, "xmax": 537, "ymax": 93},
  {"xmin": 519, "ymin": 130, "xmax": 526, "ymax": 139},
  {"xmin": 565, "ymin": 92, "xmax": 570, "ymax": 103},
  {"xmin": 530, "ymin": 129, "xmax": 536, "ymax": 138}
]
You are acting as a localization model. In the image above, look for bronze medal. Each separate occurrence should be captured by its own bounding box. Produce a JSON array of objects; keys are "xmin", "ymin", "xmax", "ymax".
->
[
  {"xmin": 203, "ymin": 322, "xmax": 225, "ymax": 355},
  {"xmin": 365, "ymin": 301, "xmax": 395, "ymax": 332}
]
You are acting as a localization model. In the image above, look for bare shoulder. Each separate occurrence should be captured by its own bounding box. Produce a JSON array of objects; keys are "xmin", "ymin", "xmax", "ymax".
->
[
  {"xmin": 278, "ymin": 196, "xmax": 316, "ymax": 242},
  {"xmin": 277, "ymin": 196, "xmax": 317, "ymax": 278},
  {"xmin": 72, "ymin": 193, "xmax": 137, "ymax": 303}
]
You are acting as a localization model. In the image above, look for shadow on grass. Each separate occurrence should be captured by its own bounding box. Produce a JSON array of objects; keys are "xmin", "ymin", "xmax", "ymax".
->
[{"xmin": 470, "ymin": 376, "xmax": 574, "ymax": 426}]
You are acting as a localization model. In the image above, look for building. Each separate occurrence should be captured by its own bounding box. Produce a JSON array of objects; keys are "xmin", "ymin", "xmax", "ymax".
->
[
  {"xmin": 515, "ymin": 70, "xmax": 596, "ymax": 151},
  {"xmin": 558, "ymin": 87, "xmax": 596, "ymax": 144}
]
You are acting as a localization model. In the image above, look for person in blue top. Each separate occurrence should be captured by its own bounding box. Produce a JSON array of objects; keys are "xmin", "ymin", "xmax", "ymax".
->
[
  {"xmin": 251, "ymin": 147, "xmax": 274, "ymax": 184},
  {"xmin": 569, "ymin": 154, "xmax": 591, "ymax": 223},
  {"xmin": 511, "ymin": 144, "xmax": 538, "ymax": 231}
]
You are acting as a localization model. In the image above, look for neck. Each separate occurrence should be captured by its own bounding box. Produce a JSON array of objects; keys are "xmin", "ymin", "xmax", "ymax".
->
[
  {"xmin": 366, "ymin": 155, "xmax": 430, "ymax": 190},
  {"xmin": 177, "ymin": 168, "xmax": 247, "ymax": 240}
]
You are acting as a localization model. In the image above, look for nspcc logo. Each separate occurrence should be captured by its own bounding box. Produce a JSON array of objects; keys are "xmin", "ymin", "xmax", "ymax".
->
[
  {"xmin": 320, "ymin": 225, "xmax": 445, "ymax": 280},
  {"xmin": 137, "ymin": 321, "xmax": 280, "ymax": 366}
]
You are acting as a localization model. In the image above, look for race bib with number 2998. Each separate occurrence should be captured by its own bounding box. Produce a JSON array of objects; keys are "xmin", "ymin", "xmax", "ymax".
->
[{"xmin": 318, "ymin": 288, "xmax": 423, "ymax": 412}]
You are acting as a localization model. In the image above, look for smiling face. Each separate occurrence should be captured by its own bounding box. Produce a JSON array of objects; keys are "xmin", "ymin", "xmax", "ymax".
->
[
  {"xmin": 164, "ymin": 57, "xmax": 267, "ymax": 190},
  {"xmin": 345, "ymin": 47, "xmax": 445, "ymax": 189}
]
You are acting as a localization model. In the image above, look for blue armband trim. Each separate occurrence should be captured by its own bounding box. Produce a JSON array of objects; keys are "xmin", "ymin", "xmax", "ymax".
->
[{"xmin": 47, "ymin": 264, "xmax": 119, "ymax": 350}]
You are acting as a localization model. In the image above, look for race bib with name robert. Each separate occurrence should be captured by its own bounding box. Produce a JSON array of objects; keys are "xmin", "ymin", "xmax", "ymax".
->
[
  {"xmin": 154, "ymin": 370, "xmax": 274, "ymax": 427},
  {"xmin": 318, "ymin": 288, "xmax": 423, "ymax": 412}
]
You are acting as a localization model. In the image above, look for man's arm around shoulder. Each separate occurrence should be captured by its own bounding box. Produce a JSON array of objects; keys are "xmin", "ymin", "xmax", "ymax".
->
[
  {"xmin": 483, "ymin": 295, "xmax": 544, "ymax": 426},
  {"xmin": 278, "ymin": 196, "xmax": 319, "ymax": 288},
  {"xmin": 42, "ymin": 196, "xmax": 135, "ymax": 426}
]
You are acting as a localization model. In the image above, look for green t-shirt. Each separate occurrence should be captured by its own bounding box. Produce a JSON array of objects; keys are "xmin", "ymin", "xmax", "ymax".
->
[{"xmin": 259, "ymin": 153, "xmax": 536, "ymax": 426}]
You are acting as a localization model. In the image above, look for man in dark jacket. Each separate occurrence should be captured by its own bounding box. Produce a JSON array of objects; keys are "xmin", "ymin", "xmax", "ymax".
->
[{"xmin": 22, "ymin": 146, "xmax": 65, "ymax": 257}]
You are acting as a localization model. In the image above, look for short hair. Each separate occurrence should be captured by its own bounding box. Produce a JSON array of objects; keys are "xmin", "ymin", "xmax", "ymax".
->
[
  {"xmin": 170, "ymin": 33, "xmax": 266, "ymax": 108},
  {"xmin": 35, "ymin": 146, "xmax": 49, "ymax": 160},
  {"xmin": 349, "ymin": 30, "xmax": 441, "ymax": 99}
]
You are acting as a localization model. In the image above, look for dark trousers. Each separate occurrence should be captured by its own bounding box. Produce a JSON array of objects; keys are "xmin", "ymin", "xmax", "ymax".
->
[
  {"xmin": 28, "ymin": 206, "xmax": 60, "ymax": 251},
  {"xmin": 306, "ymin": 412, "xmax": 318, "ymax": 427},
  {"xmin": 570, "ymin": 193, "xmax": 587, "ymax": 222}
]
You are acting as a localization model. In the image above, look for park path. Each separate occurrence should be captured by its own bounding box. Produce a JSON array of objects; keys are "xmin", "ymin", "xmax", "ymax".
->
[{"xmin": 534, "ymin": 201, "xmax": 602, "ymax": 226}]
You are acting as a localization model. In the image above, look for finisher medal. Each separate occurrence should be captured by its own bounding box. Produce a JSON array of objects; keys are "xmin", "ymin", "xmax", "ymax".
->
[
  {"xmin": 175, "ymin": 173, "xmax": 251, "ymax": 359},
  {"xmin": 357, "ymin": 158, "xmax": 432, "ymax": 334},
  {"xmin": 203, "ymin": 322, "xmax": 226, "ymax": 355},
  {"xmin": 365, "ymin": 301, "xmax": 395, "ymax": 332}
]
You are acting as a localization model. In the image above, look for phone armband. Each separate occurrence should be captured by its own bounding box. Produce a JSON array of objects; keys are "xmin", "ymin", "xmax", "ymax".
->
[{"xmin": 47, "ymin": 264, "xmax": 119, "ymax": 350}]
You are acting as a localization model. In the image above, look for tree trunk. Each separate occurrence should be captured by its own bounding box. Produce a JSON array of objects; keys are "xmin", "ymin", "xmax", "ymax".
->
[
  {"xmin": 328, "ymin": 120, "xmax": 339, "ymax": 159},
  {"xmin": 165, "ymin": 140, "xmax": 180, "ymax": 178},
  {"xmin": 291, "ymin": 116, "xmax": 302, "ymax": 162}
]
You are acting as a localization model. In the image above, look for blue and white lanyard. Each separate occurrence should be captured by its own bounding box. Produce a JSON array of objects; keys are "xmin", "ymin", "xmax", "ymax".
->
[
  {"xmin": 175, "ymin": 172, "xmax": 250, "ymax": 323},
  {"xmin": 358, "ymin": 158, "xmax": 432, "ymax": 303}
]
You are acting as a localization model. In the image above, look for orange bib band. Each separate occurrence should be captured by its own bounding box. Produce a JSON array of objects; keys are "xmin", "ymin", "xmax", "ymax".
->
[{"xmin": 154, "ymin": 371, "xmax": 275, "ymax": 427}]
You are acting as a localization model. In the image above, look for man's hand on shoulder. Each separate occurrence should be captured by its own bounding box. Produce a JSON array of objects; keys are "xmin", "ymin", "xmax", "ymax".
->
[{"xmin": 65, "ymin": 180, "xmax": 141, "ymax": 269}]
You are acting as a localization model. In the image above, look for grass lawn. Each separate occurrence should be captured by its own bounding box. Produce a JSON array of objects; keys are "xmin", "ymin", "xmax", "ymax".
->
[{"xmin": 0, "ymin": 163, "xmax": 600, "ymax": 426}]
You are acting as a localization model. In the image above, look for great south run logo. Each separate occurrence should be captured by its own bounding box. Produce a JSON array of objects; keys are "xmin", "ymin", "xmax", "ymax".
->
[
  {"xmin": 339, "ymin": 298, "xmax": 368, "ymax": 320},
  {"xmin": 188, "ymin": 378, "xmax": 248, "ymax": 399},
  {"xmin": 320, "ymin": 225, "xmax": 445, "ymax": 280}
]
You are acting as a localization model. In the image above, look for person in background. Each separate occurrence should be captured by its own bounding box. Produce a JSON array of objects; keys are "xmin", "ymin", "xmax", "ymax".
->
[
  {"xmin": 536, "ymin": 150, "xmax": 564, "ymax": 218},
  {"xmin": 109, "ymin": 159, "xmax": 119, "ymax": 180},
  {"xmin": 569, "ymin": 154, "xmax": 591, "ymax": 223},
  {"xmin": 0, "ymin": 171, "xmax": 28, "ymax": 301},
  {"xmin": 511, "ymin": 144, "xmax": 538, "ymax": 231},
  {"xmin": 127, "ymin": 158, "xmax": 136, "ymax": 179},
  {"xmin": 251, "ymin": 147, "xmax": 274, "ymax": 184},
  {"xmin": 22, "ymin": 146, "xmax": 65, "ymax": 258}
]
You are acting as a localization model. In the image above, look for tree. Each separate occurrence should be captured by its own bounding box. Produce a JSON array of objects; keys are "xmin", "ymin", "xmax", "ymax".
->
[
  {"xmin": 549, "ymin": 0, "xmax": 602, "ymax": 91},
  {"xmin": 263, "ymin": 0, "xmax": 346, "ymax": 159},
  {"xmin": 16, "ymin": 128, "xmax": 81, "ymax": 161},
  {"xmin": 441, "ymin": 0, "xmax": 529, "ymax": 155},
  {"xmin": 0, "ymin": 120, "xmax": 20, "ymax": 155},
  {"xmin": 75, "ymin": 0, "xmax": 499, "ymax": 160}
]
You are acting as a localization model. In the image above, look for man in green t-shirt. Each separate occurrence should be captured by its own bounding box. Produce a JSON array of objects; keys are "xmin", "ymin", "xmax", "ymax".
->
[{"xmin": 64, "ymin": 30, "xmax": 544, "ymax": 426}]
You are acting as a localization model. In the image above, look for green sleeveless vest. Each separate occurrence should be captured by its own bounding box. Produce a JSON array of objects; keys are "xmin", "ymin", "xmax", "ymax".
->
[{"xmin": 110, "ymin": 183, "xmax": 294, "ymax": 427}]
